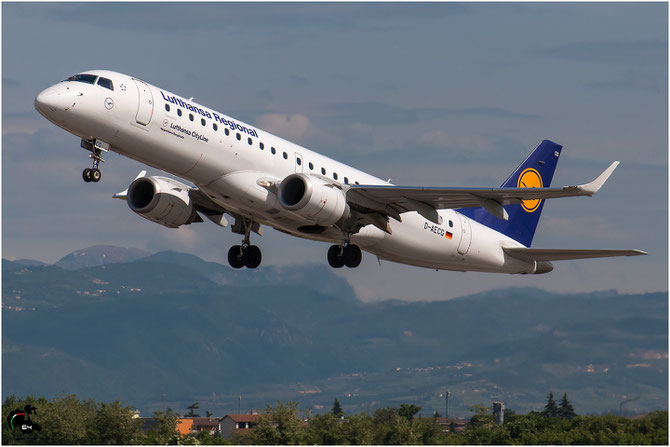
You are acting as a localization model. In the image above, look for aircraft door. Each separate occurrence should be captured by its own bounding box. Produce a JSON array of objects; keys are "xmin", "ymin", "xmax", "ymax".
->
[
  {"xmin": 133, "ymin": 79, "xmax": 154, "ymax": 125},
  {"xmin": 456, "ymin": 213, "xmax": 472, "ymax": 255},
  {"xmin": 295, "ymin": 153, "xmax": 304, "ymax": 173}
]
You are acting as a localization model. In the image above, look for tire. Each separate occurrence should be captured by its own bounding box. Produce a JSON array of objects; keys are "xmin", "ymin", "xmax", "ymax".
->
[
  {"xmin": 227, "ymin": 245, "xmax": 244, "ymax": 269},
  {"xmin": 90, "ymin": 168, "xmax": 101, "ymax": 182},
  {"xmin": 243, "ymin": 245, "xmax": 262, "ymax": 269},
  {"xmin": 343, "ymin": 245, "xmax": 362, "ymax": 268},
  {"xmin": 327, "ymin": 245, "xmax": 345, "ymax": 268},
  {"xmin": 82, "ymin": 168, "xmax": 92, "ymax": 183}
]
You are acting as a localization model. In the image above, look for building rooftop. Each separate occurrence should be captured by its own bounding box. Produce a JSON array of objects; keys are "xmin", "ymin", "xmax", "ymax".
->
[{"xmin": 223, "ymin": 414, "xmax": 260, "ymax": 423}]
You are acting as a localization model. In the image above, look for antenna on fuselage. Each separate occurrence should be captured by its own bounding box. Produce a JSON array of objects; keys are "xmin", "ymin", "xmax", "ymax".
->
[{"xmin": 188, "ymin": 97, "xmax": 194, "ymax": 101}]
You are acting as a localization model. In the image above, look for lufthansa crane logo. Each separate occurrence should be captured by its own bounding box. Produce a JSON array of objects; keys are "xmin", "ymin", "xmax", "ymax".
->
[{"xmin": 517, "ymin": 168, "xmax": 543, "ymax": 212}]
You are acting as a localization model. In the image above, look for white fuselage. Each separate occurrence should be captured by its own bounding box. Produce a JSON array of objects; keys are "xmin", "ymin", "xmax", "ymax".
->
[{"xmin": 35, "ymin": 70, "xmax": 535, "ymax": 274}]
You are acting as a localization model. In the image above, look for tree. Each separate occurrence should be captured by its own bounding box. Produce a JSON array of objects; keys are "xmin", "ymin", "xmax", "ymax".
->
[
  {"xmin": 542, "ymin": 392, "xmax": 559, "ymax": 418},
  {"xmin": 206, "ymin": 410, "xmax": 213, "ymax": 417},
  {"xmin": 145, "ymin": 409, "xmax": 180, "ymax": 445},
  {"xmin": 558, "ymin": 393, "xmax": 576, "ymax": 419},
  {"xmin": 241, "ymin": 401, "xmax": 306, "ymax": 445},
  {"xmin": 504, "ymin": 407, "xmax": 516, "ymax": 421},
  {"xmin": 433, "ymin": 410, "xmax": 441, "ymax": 418},
  {"xmin": 185, "ymin": 402, "xmax": 200, "ymax": 417},
  {"xmin": 398, "ymin": 403, "xmax": 421, "ymax": 422},
  {"xmin": 306, "ymin": 413, "xmax": 347, "ymax": 445},
  {"xmin": 89, "ymin": 401, "xmax": 143, "ymax": 445},
  {"xmin": 331, "ymin": 399, "xmax": 344, "ymax": 418}
]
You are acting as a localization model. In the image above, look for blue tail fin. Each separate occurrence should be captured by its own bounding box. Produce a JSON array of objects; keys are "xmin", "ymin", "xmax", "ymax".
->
[{"xmin": 458, "ymin": 140, "xmax": 562, "ymax": 247}]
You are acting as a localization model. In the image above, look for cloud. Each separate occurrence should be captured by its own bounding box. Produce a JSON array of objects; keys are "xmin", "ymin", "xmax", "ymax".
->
[
  {"xmin": 3, "ymin": 113, "xmax": 56, "ymax": 137},
  {"xmin": 540, "ymin": 40, "xmax": 667, "ymax": 66},
  {"xmin": 19, "ymin": 3, "xmax": 470, "ymax": 36},
  {"xmin": 322, "ymin": 102, "xmax": 540, "ymax": 126},
  {"xmin": 418, "ymin": 130, "xmax": 494, "ymax": 152},
  {"xmin": 255, "ymin": 113, "xmax": 311, "ymax": 141},
  {"xmin": 3, "ymin": 77, "xmax": 20, "ymax": 87},
  {"xmin": 585, "ymin": 73, "xmax": 661, "ymax": 92}
]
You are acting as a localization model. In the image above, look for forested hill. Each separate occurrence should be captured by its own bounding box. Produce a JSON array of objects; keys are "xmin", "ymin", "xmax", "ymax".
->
[{"xmin": 2, "ymin": 248, "xmax": 667, "ymax": 416}]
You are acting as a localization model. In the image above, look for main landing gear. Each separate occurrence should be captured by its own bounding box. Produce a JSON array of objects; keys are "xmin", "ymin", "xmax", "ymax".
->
[
  {"xmin": 228, "ymin": 244, "xmax": 262, "ymax": 269},
  {"xmin": 327, "ymin": 243, "xmax": 362, "ymax": 268},
  {"xmin": 227, "ymin": 218, "xmax": 262, "ymax": 269},
  {"xmin": 81, "ymin": 139, "xmax": 107, "ymax": 183}
]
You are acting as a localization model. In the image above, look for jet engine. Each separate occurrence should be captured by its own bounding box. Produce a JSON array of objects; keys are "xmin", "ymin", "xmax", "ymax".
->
[
  {"xmin": 126, "ymin": 176, "xmax": 196, "ymax": 228},
  {"xmin": 278, "ymin": 173, "xmax": 350, "ymax": 226}
]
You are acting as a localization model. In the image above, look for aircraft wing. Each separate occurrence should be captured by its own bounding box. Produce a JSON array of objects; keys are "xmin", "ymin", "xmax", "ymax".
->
[
  {"xmin": 503, "ymin": 247, "xmax": 647, "ymax": 261},
  {"xmin": 346, "ymin": 162, "xmax": 619, "ymax": 223}
]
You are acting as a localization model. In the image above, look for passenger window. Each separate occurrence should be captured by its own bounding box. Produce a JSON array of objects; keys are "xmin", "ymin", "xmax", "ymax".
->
[
  {"xmin": 344, "ymin": 177, "xmax": 349, "ymax": 184},
  {"xmin": 260, "ymin": 142, "xmax": 265, "ymax": 150},
  {"xmin": 201, "ymin": 118, "xmax": 206, "ymax": 126},
  {"xmin": 309, "ymin": 162, "xmax": 314, "ymax": 170},
  {"xmin": 236, "ymin": 133, "xmax": 241, "ymax": 141},
  {"xmin": 177, "ymin": 109, "xmax": 182, "ymax": 117},
  {"xmin": 213, "ymin": 123, "xmax": 218, "ymax": 131},
  {"xmin": 224, "ymin": 128, "xmax": 229, "ymax": 136},
  {"xmin": 321, "ymin": 168, "xmax": 326, "ymax": 175},
  {"xmin": 97, "ymin": 77, "xmax": 114, "ymax": 90},
  {"xmin": 282, "ymin": 152, "xmax": 288, "ymax": 159},
  {"xmin": 189, "ymin": 114, "xmax": 194, "ymax": 121},
  {"xmin": 355, "ymin": 181, "xmax": 360, "ymax": 185},
  {"xmin": 297, "ymin": 158, "xmax": 302, "ymax": 165},
  {"xmin": 271, "ymin": 147, "xmax": 276, "ymax": 154},
  {"xmin": 449, "ymin": 220, "xmax": 453, "ymax": 227},
  {"xmin": 333, "ymin": 173, "xmax": 338, "ymax": 180},
  {"xmin": 165, "ymin": 104, "xmax": 170, "ymax": 112},
  {"xmin": 248, "ymin": 137, "xmax": 253, "ymax": 145}
]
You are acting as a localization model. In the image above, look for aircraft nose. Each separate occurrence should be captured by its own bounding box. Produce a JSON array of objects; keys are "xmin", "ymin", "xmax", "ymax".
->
[{"xmin": 34, "ymin": 87, "xmax": 61, "ymax": 116}]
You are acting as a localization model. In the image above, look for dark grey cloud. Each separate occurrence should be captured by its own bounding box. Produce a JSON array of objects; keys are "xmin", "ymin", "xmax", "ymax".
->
[
  {"xmin": 2, "ymin": 77, "xmax": 19, "ymax": 87},
  {"xmin": 257, "ymin": 102, "xmax": 541, "ymax": 128},
  {"xmin": 540, "ymin": 40, "xmax": 667, "ymax": 66},
  {"xmin": 585, "ymin": 73, "xmax": 661, "ymax": 92},
  {"xmin": 13, "ymin": 2, "xmax": 471, "ymax": 34}
]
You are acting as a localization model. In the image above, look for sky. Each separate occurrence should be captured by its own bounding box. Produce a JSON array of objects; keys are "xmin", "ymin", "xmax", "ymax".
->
[{"xmin": 2, "ymin": 2, "xmax": 667, "ymax": 301}]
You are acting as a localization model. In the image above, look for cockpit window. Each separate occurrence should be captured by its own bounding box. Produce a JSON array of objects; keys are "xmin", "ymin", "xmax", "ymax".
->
[
  {"xmin": 66, "ymin": 74, "xmax": 98, "ymax": 84},
  {"xmin": 97, "ymin": 77, "xmax": 114, "ymax": 91}
]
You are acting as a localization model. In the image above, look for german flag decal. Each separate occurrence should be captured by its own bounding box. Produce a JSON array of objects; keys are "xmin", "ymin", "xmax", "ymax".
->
[{"xmin": 445, "ymin": 231, "xmax": 453, "ymax": 240}]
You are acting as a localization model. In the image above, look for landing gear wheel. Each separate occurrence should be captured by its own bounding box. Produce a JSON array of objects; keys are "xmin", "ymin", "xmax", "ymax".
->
[
  {"xmin": 82, "ymin": 168, "xmax": 92, "ymax": 183},
  {"xmin": 228, "ymin": 245, "xmax": 244, "ymax": 269},
  {"xmin": 327, "ymin": 245, "xmax": 345, "ymax": 268},
  {"xmin": 343, "ymin": 244, "xmax": 362, "ymax": 268},
  {"xmin": 90, "ymin": 168, "xmax": 101, "ymax": 182},
  {"xmin": 243, "ymin": 245, "xmax": 262, "ymax": 269}
]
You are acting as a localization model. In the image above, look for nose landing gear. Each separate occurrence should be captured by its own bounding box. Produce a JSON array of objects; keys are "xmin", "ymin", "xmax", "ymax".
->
[
  {"xmin": 81, "ymin": 139, "xmax": 108, "ymax": 183},
  {"xmin": 82, "ymin": 167, "xmax": 102, "ymax": 183}
]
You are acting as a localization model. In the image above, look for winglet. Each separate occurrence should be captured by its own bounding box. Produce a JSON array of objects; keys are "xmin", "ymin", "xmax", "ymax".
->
[
  {"xmin": 112, "ymin": 170, "xmax": 147, "ymax": 199},
  {"xmin": 578, "ymin": 161, "xmax": 619, "ymax": 195}
]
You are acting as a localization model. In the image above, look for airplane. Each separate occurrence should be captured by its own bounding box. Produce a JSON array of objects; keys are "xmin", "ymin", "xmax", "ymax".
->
[{"xmin": 34, "ymin": 70, "xmax": 646, "ymax": 273}]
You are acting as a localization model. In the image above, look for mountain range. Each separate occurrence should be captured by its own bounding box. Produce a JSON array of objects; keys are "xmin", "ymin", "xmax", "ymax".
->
[{"xmin": 2, "ymin": 246, "xmax": 667, "ymax": 417}]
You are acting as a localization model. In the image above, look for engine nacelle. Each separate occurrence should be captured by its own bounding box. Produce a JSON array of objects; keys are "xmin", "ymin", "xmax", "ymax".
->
[
  {"xmin": 278, "ymin": 173, "xmax": 350, "ymax": 226},
  {"xmin": 127, "ymin": 176, "xmax": 195, "ymax": 228}
]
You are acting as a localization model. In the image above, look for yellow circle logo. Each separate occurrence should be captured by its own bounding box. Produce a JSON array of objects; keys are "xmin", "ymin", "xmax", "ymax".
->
[{"xmin": 517, "ymin": 168, "xmax": 543, "ymax": 212}]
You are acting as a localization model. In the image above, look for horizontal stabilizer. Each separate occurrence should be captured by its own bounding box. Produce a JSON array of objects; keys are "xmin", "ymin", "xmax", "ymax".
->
[
  {"xmin": 347, "ymin": 161, "xmax": 621, "ymax": 216},
  {"xmin": 578, "ymin": 161, "xmax": 619, "ymax": 195},
  {"xmin": 503, "ymin": 247, "xmax": 647, "ymax": 262}
]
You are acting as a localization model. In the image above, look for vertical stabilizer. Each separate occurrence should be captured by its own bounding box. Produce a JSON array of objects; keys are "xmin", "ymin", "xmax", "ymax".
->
[{"xmin": 459, "ymin": 140, "xmax": 562, "ymax": 247}]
